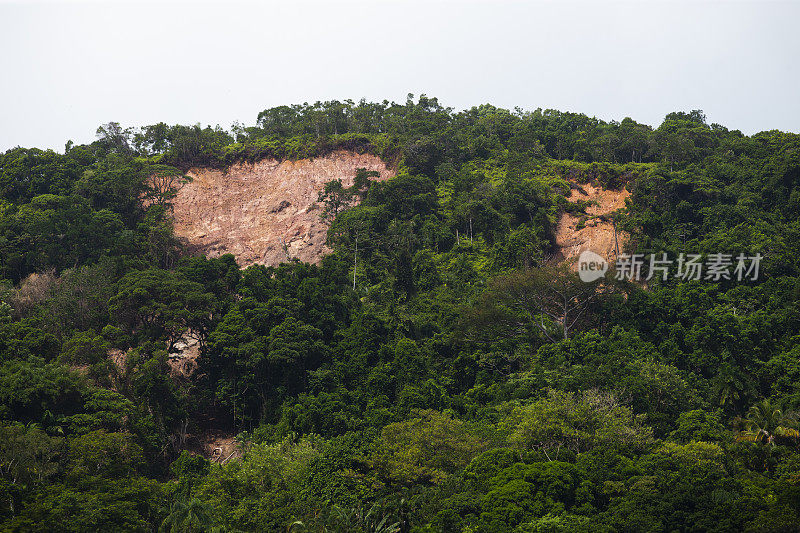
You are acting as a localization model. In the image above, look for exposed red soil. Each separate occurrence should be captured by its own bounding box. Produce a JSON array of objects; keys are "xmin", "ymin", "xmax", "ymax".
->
[
  {"xmin": 552, "ymin": 181, "xmax": 630, "ymax": 264},
  {"xmin": 170, "ymin": 151, "xmax": 394, "ymax": 268}
]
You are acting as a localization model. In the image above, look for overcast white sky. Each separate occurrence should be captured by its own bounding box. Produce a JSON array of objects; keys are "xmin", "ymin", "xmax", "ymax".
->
[{"xmin": 1, "ymin": 0, "xmax": 798, "ymax": 152}]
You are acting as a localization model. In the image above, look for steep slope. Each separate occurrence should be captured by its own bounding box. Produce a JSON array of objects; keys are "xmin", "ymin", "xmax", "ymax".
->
[
  {"xmin": 553, "ymin": 181, "xmax": 630, "ymax": 262},
  {"xmin": 171, "ymin": 151, "xmax": 394, "ymax": 267}
]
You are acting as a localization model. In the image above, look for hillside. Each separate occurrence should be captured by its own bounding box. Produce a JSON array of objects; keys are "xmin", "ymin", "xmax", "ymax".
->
[{"xmin": 1, "ymin": 97, "xmax": 800, "ymax": 532}]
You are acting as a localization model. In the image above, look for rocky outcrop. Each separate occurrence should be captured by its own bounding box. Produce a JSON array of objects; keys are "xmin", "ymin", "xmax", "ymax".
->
[
  {"xmin": 168, "ymin": 335, "xmax": 200, "ymax": 378},
  {"xmin": 170, "ymin": 151, "xmax": 394, "ymax": 268}
]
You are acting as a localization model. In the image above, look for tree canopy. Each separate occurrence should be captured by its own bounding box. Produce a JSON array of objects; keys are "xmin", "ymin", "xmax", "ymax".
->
[{"xmin": 1, "ymin": 96, "xmax": 800, "ymax": 531}]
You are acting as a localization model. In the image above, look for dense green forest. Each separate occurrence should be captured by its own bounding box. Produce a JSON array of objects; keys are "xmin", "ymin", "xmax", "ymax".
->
[{"xmin": 1, "ymin": 95, "xmax": 800, "ymax": 532}]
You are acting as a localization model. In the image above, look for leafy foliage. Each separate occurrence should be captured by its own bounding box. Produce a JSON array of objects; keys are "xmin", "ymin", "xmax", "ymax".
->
[{"xmin": 1, "ymin": 97, "xmax": 800, "ymax": 531}]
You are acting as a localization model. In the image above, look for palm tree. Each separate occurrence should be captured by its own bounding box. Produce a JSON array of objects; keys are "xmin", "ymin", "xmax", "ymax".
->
[
  {"xmin": 329, "ymin": 504, "xmax": 401, "ymax": 533},
  {"xmin": 288, "ymin": 503, "xmax": 400, "ymax": 533},
  {"xmin": 736, "ymin": 400, "xmax": 800, "ymax": 445},
  {"xmin": 161, "ymin": 496, "xmax": 214, "ymax": 533},
  {"xmin": 711, "ymin": 363, "xmax": 747, "ymax": 410}
]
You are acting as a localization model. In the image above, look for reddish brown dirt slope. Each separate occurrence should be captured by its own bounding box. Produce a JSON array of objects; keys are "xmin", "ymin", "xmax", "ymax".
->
[
  {"xmin": 171, "ymin": 151, "xmax": 394, "ymax": 267},
  {"xmin": 553, "ymin": 181, "xmax": 630, "ymax": 263}
]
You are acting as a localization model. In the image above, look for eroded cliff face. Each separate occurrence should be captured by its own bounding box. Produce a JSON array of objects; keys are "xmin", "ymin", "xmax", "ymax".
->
[
  {"xmin": 170, "ymin": 151, "xmax": 394, "ymax": 267},
  {"xmin": 552, "ymin": 181, "xmax": 630, "ymax": 263}
]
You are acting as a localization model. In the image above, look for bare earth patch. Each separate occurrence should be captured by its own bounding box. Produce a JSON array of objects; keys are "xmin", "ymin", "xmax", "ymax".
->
[
  {"xmin": 188, "ymin": 432, "xmax": 242, "ymax": 463},
  {"xmin": 553, "ymin": 181, "xmax": 630, "ymax": 264},
  {"xmin": 168, "ymin": 335, "xmax": 200, "ymax": 378},
  {"xmin": 171, "ymin": 151, "xmax": 394, "ymax": 268}
]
